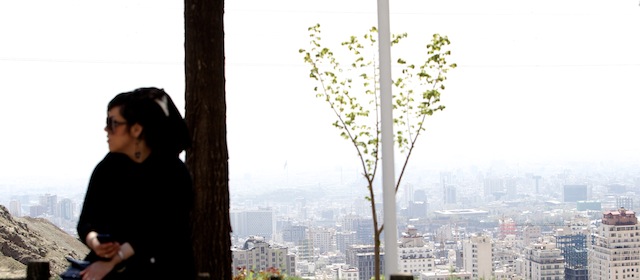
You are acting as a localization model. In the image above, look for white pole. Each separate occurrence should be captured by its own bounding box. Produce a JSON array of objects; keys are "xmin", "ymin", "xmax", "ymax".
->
[{"xmin": 376, "ymin": 0, "xmax": 398, "ymax": 278}]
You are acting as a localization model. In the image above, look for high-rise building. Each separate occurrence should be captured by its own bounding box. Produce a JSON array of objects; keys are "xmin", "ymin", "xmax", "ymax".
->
[
  {"xmin": 556, "ymin": 231, "xmax": 588, "ymax": 280},
  {"xmin": 230, "ymin": 209, "xmax": 276, "ymax": 240},
  {"xmin": 335, "ymin": 231, "xmax": 357, "ymax": 254},
  {"xmin": 40, "ymin": 194, "xmax": 57, "ymax": 216},
  {"xmin": 523, "ymin": 240, "xmax": 564, "ymax": 279},
  {"xmin": 231, "ymin": 236, "xmax": 295, "ymax": 277},
  {"xmin": 484, "ymin": 177, "xmax": 504, "ymax": 200},
  {"xmin": 398, "ymin": 226, "xmax": 435, "ymax": 276},
  {"xmin": 444, "ymin": 185, "xmax": 456, "ymax": 205},
  {"xmin": 8, "ymin": 200, "xmax": 21, "ymax": 217},
  {"xmin": 282, "ymin": 225, "xmax": 307, "ymax": 244},
  {"xmin": 58, "ymin": 198, "xmax": 75, "ymax": 220},
  {"xmin": 346, "ymin": 245, "xmax": 384, "ymax": 280},
  {"xmin": 589, "ymin": 208, "xmax": 640, "ymax": 280},
  {"xmin": 616, "ymin": 196, "xmax": 634, "ymax": 211},
  {"xmin": 462, "ymin": 234, "xmax": 492, "ymax": 279},
  {"xmin": 355, "ymin": 218, "xmax": 374, "ymax": 245},
  {"xmin": 309, "ymin": 227, "xmax": 334, "ymax": 254}
]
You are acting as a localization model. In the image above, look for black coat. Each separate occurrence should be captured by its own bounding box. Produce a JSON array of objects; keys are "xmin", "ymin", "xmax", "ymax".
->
[{"xmin": 77, "ymin": 152, "xmax": 195, "ymax": 279}]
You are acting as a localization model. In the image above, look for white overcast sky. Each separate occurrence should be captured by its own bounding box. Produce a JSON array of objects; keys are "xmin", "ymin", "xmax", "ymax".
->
[{"xmin": 0, "ymin": 0, "xmax": 639, "ymax": 191}]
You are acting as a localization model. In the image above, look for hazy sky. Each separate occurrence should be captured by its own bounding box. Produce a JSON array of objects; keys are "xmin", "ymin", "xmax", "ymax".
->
[{"xmin": 1, "ymin": 0, "xmax": 639, "ymax": 192}]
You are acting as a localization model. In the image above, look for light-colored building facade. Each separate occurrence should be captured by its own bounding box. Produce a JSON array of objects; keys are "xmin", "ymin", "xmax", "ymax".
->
[
  {"xmin": 310, "ymin": 226, "xmax": 334, "ymax": 254},
  {"xmin": 523, "ymin": 240, "xmax": 564, "ymax": 280},
  {"xmin": 589, "ymin": 208, "xmax": 640, "ymax": 280},
  {"xmin": 462, "ymin": 234, "xmax": 492, "ymax": 279},
  {"xmin": 230, "ymin": 208, "xmax": 276, "ymax": 240},
  {"xmin": 398, "ymin": 226, "xmax": 435, "ymax": 276},
  {"xmin": 231, "ymin": 236, "xmax": 296, "ymax": 277}
]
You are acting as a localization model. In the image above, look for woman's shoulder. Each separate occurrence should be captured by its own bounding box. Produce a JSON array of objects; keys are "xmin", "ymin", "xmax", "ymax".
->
[{"xmin": 93, "ymin": 153, "xmax": 130, "ymax": 171}]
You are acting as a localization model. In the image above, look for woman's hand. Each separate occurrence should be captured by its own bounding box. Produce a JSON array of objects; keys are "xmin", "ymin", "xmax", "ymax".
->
[
  {"xmin": 87, "ymin": 232, "xmax": 121, "ymax": 259},
  {"xmin": 93, "ymin": 241, "xmax": 121, "ymax": 259},
  {"xmin": 80, "ymin": 260, "xmax": 116, "ymax": 280}
]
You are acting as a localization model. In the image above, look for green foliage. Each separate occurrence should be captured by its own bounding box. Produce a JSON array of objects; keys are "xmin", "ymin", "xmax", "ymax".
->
[{"xmin": 299, "ymin": 24, "xmax": 456, "ymax": 189}]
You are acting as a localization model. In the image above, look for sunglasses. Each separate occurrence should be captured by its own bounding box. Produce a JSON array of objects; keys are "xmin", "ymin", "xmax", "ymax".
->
[{"xmin": 106, "ymin": 117, "xmax": 128, "ymax": 132}]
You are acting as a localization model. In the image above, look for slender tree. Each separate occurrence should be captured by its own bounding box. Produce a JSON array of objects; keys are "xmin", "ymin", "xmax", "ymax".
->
[
  {"xmin": 299, "ymin": 24, "xmax": 456, "ymax": 280},
  {"xmin": 184, "ymin": 0, "xmax": 231, "ymax": 279}
]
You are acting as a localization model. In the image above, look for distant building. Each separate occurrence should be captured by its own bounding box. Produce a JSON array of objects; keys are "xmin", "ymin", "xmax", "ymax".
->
[
  {"xmin": 616, "ymin": 196, "xmax": 634, "ymax": 211},
  {"xmin": 40, "ymin": 194, "xmax": 57, "ymax": 216},
  {"xmin": 231, "ymin": 236, "xmax": 296, "ymax": 277},
  {"xmin": 589, "ymin": 208, "xmax": 640, "ymax": 280},
  {"xmin": 398, "ymin": 226, "xmax": 435, "ymax": 276},
  {"xmin": 8, "ymin": 200, "xmax": 21, "ymax": 217},
  {"xmin": 523, "ymin": 240, "xmax": 564, "ymax": 279},
  {"xmin": 576, "ymin": 200, "xmax": 601, "ymax": 211},
  {"xmin": 443, "ymin": 185, "xmax": 456, "ymax": 205},
  {"xmin": 328, "ymin": 263, "xmax": 359, "ymax": 280},
  {"xmin": 355, "ymin": 218, "xmax": 374, "ymax": 245},
  {"xmin": 408, "ymin": 201, "xmax": 428, "ymax": 219},
  {"xmin": 521, "ymin": 225, "xmax": 542, "ymax": 247},
  {"xmin": 498, "ymin": 217, "xmax": 516, "ymax": 240},
  {"xmin": 57, "ymin": 198, "xmax": 75, "ymax": 220},
  {"xmin": 563, "ymin": 185, "xmax": 588, "ymax": 202},
  {"xmin": 230, "ymin": 209, "xmax": 276, "ymax": 240},
  {"xmin": 282, "ymin": 225, "xmax": 307, "ymax": 244},
  {"xmin": 309, "ymin": 227, "xmax": 334, "ymax": 254},
  {"xmin": 556, "ymin": 230, "xmax": 588, "ymax": 280},
  {"xmin": 335, "ymin": 231, "xmax": 357, "ymax": 254},
  {"xmin": 29, "ymin": 205, "xmax": 45, "ymax": 217},
  {"xmin": 462, "ymin": 234, "xmax": 492, "ymax": 279},
  {"xmin": 346, "ymin": 245, "xmax": 384, "ymax": 280},
  {"xmin": 484, "ymin": 177, "xmax": 504, "ymax": 199}
]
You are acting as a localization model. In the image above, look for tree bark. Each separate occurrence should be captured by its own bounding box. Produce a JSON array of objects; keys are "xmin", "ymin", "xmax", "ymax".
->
[{"xmin": 184, "ymin": 0, "xmax": 230, "ymax": 279}]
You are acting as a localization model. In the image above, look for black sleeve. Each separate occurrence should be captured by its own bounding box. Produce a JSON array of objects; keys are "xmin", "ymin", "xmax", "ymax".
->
[{"xmin": 76, "ymin": 153, "xmax": 120, "ymax": 245}]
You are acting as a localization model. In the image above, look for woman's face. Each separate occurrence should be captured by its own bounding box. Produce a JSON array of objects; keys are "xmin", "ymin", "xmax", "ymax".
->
[{"xmin": 105, "ymin": 106, "xmax": 136, "ymax": 154}]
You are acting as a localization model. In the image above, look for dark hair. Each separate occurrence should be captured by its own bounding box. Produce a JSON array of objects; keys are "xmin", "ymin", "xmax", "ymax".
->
[{"xmin": 108, "ymin": 87, "xmax": 190, "ymax": 156}]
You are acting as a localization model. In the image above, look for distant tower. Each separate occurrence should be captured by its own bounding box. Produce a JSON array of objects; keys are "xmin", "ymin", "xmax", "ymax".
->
[
  {"xmin": 533, "ymin": 175, "xmax": 541, "ymax": 194},
  {"xmin": 589, "ymin": 208, "xmax": 640, "ymax": 279},
  {"xmin": 440, "ymin": 172, "xmax": 453, "ymax": 204},
  {"xmin": 8, "ymin": 200, "xmax": 21, "ymax": 217},
  {"xmin": 443, "ymin": 185, "xmax": 456, "ymax": 205}
]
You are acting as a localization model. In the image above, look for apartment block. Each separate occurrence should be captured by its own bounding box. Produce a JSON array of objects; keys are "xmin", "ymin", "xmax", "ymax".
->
[{"xmin": 589, "ymin": 208, "xmax": 640, "ymax": 280}]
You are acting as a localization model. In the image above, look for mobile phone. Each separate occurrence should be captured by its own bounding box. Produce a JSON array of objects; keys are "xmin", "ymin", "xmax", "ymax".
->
[{"xmin": 97, "ymin": 233, "xmax": 116, "ymax": 243}]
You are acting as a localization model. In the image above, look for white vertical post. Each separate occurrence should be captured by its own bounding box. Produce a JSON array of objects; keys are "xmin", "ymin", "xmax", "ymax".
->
[{"xmin": 376, "ymin": 0, "xmax": 398, "ymax": 278}]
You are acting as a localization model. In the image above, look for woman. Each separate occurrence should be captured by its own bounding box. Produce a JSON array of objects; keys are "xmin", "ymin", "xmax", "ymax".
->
[{"xmin": 77, "ymin": 87, "xmax": 195, "ymax": 280}]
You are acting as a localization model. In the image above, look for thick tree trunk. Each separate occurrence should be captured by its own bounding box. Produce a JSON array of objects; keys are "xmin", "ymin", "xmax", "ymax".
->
[{"xmin": 184, "ymin": 0, "xmax": 231, "ymax": 279}]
